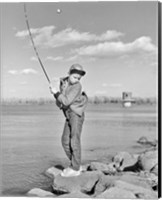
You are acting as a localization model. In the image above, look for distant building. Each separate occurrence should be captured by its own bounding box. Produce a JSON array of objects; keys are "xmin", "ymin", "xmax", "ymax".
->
[{"xmin": 122, "ymin": 92, "xmax": 135, "ymax": 107}]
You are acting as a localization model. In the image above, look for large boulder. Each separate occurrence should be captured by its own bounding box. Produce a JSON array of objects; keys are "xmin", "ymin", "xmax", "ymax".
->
[
  {"xmin": 150, "ymin": 163, "xmax": 158, "ymax": 176},
  {"xmin": 94, "ymin": 174, "xmax": 119, "ymax": 196},
  {"xmin": 119, "ymin": 172, "xmax": 152, "ymax": 189},
  {"xmin": 137, "ymin": 136, "xmax": 148, "ymax": 144},
  {"xmin": 94, "ymin": 172, "xmax": 152, "ymax": 196},
  {"xmin": 45, "ymin": 164, "xmax": 90, "ymax": 179},
  {"xmin": 58, "ymin": 192, "xmax": 90, "ymax": 198},
  {"xmin": 96, "ymin": 187, "xmax": 136, "ymax": 199},
  {"xmin": 112, "ymin": 151, "xmax": 139, "ymax": 171},
  {"xmin": 80, "ymin": 164, "xmax": 90, "ymax": 172},
  {"xmin": 27, "ymin": 188, "xmax": 55, "ymax": 197},
  {"xmin": 137, "ymin": 137, "xmax": 158, "ymax": 147},
  {"xmin": 138, "ymin": 150, "xmax": 158, "ymax": 172},
  {"xmin": 139, "ymin": 171, "xmax": 158, "ymax": 190},
  {"xmin": 114, "ymin": 180, "xmax": 157, "ymax": 199},
  {"xmin": 52, "ymin": 171, "xmax": 102, "ymax": 194},
  {"xmin": 88, "ymin": 162, "xmax": 116, "ymax": 174},
  {"xmin": 45, "ymin": 167, "xmax": 62, "ymax": 179},
  {"xmin": 146, "ymin": 173, "xmax": 158, "ymax": 190}
]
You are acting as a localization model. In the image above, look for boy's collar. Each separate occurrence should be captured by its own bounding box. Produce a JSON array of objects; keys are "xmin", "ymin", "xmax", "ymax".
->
[
  {"xmin": 60, "ymin": 76, "xmax": 68, "ymax": 81},
  {"xmin": 61, "ymin": 76, "xmax": 80, "ymax": 86}
]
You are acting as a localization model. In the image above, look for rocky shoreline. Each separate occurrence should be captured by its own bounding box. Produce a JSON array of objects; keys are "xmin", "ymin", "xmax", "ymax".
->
[{"xmin": 27, "ymin": 137, "xmax": 158, "ymax": 199}]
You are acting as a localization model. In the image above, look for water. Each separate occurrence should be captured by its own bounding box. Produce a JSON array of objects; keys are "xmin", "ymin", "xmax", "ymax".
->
[{"xmin": 1, "ymin": 103, "xmax": 157, "ymax": 196}]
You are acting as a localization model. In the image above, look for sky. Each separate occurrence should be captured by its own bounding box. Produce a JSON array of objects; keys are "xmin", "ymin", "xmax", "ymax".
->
[{"xmin": 1, "ymin": 2, "xmax": 159, "ymax": 99}]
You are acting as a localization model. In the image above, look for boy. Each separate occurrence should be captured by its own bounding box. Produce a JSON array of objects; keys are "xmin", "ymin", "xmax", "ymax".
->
[{"xmin": 49, "ymin": 64, "xmax": 88, "ymax": 177}]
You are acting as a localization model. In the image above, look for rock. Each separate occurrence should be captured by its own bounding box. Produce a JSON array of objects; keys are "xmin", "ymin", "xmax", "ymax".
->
[
  {"xmin": 45, "ymin": 167, "xmax": 62, "ymax": 179},
  {"xmin": 88, "ymin": 162, "xmax": 116, "ymax": 174},
  {"xmin": 27, "ymin": 188, "xmax": 55, "ymax": 197},
  {"xmin": 94, "ymin": 171, "xmax": 153, "ymax": 196},
  {"xmin": 137, "ymin": 137, "xmax": 158, "ymax": 147},
  {"xmin": 106, "ymin": 162, "xmax": 118, "ymax": 173},
  {"xmin": 137, "ymin": 136, "xmax": 148, "ymax": 144},
  {"xmin": 138, "ymin": 150, "xmax": 158, "ymax": 171},
  {"xmin": 114, "ymin": 180, "xmax": 157, "ymax": 199},
  {"xmin": 139, "ymin": 171, "xmax": 158, "ymax": 190},
  {"xmin": 151, "ymin": 163, "xmax": 158, "ymax": 175},
  {"xmin": 150, "ymin": 139, "xmax": 158, "ymax": 147},
  {"xmin": 96, "ymin": 187, "xmax": 136, "ymax": 199},
  {"xmin": 94, "ymin": 174, "xmax": 119, "ymax": 196},
  {"xmin": 52, "ymin": 171, "xmax": 102, "ymax": 194},
  {"xmin": 119, "ymin": 173, "xmax": 152, "ymax": 189},
  {"xmin": 58, "ymin": 192, "xmax": 90, "ymax": 198},
  {"xmin": 81, "ymin": 163, "xmax": 90, "ymax": 172},
  {"xmin": 147, "ymin": 173, "xmax": 158, "ymax": 189},
  {"xmin": 112, "ymin": 151, "xmax": 138, "ymax": 171}
]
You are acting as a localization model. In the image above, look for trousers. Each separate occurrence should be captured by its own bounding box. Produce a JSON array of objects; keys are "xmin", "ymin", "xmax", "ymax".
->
[{"xmin": 61, "ymin": 110, "xmax": 84, "ymax": 170}]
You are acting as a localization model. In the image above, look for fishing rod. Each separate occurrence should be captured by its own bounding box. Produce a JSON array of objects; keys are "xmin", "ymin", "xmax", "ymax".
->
[{"xmin": 23, "ymin": 3, "xmax": 51, "ymax": 85}]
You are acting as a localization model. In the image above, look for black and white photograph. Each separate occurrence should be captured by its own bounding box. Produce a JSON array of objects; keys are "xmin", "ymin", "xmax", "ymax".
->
[{"xmin": 1, "ymin": 1, "xmax": 160, "ymax": 198}]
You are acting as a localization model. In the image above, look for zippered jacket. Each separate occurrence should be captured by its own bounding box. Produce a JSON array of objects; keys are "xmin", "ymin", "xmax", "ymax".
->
[{"xmin": 54, "ymin": 77, "xmax": 88, "ymax": 116}]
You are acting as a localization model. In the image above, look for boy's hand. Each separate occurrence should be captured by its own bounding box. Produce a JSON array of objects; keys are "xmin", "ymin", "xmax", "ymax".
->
[{"xmin": 49, "ymin": 84, "xmax": 57, "ymax": 94}]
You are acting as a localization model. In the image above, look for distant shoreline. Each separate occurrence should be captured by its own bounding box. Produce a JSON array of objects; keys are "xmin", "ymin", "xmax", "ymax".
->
[{"xmin": 1, "ymin": 96, "xmax": 157, "ymax": 106}]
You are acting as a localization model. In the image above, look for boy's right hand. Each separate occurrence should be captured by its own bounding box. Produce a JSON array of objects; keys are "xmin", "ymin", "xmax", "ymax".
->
[{"xmin": 49, "ymin": 85, "xmax": 57, "ymax": 94}]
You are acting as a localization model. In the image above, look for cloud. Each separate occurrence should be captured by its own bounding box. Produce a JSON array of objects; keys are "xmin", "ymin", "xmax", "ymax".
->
[
  {"xmin": 99, "ymin": 30, "xmax": 124, "ymax": 41},
  {"xmin": 20, "ymin": 81, "xmax": 27, "ymax": 85},
  {"xmin": 47, "ymin": 28, "xmax": 123, "ymax": 48},
  {"xmin": 30, "ymin": 56, "xmax": 38, "ymax": 61},
  {"xmin": 150, "ymin": 62, "xmax": 158, "ymax": 66},
  {"xmin": 102, "ymin": 83, "xmax": 122, "ymax": 88},
  {"xmin": 16, "ymin": 28, "xmax": 38, "ymax": 38},
  {"xmin": 16, "ymin": 26, "xmax": 156, "ymax": 60},
  {"xmin": 52, "ymin": 77, "xmax": 60, "ymax": 82},
  {"xmin": 46, "ymin": 56, "xmax": 63, "ymax": 61},
  {"xmin": 8, "ymin": 69, "xmax": 38, "ymax": 75},
  {"xmin": 95, "ymin": 90, "xmax": 107, "ymax": 95},
  {"xmin": 32, "ymin": 55, "xmax": 64, "ymax": 62},
  {"xmin": 108, "ymin": 83, "xmax": 122, "ymax": 88},
  {"xmin": 8, "ymin": 70, "xmax": 19, "ymax": 75},
  {"xmin": 21, "ymin": 68, "xmax": 38, "ymax": 74},
  {"xmin": 16, "ymin": 26, "xmax": 123, "ymax": 48},
  {"xmin": 51, "ymin": 77, "xmax": 60, "ymax": 88},
  {"xmin": 10, "ymin": 89, "xmax": 16, "ymax": 93},
  {"xmin": 15, "ymin": 26, "xmax": 55, "ymax": 38},
  {"xmin": 102, "ymin": 83, "xmax": 108, "ymax": 87},
  {"xmin": 74, "ymin": 36, "xmax": 157, "ymax": 58},
  {"xmin": 66, "ymin": 55, "xmax": 78, "ymax": 62}
]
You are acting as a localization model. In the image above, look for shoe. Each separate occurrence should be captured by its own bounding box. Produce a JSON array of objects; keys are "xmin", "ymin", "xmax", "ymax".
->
[
  {"xmin": 62, "ymin": 167, "xmax": 71, "ymax": 173},
  {"xmin": 61, "ymin": 168, "xmax": 81, "ymax": 177},
  {"xmin": 63, "ymin": 165, "xmax": 83, "ymax": 173},
  {"xmin": 79, "ymin": 165, "xmax": 87, "ymax": 172},
  {"xmin": 79, "ymin": 165, "xmax": 83, "ymax": 172}
]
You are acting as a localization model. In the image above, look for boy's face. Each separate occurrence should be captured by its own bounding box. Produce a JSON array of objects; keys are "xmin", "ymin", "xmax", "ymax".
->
[{"xmin": 69, "ymin": 73, "xmax": 82, "ymax": 84}]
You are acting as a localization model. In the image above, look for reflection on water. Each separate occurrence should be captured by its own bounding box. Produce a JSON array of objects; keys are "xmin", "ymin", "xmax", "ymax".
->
[{"xmin": 1, "ymin": 103, "xmax": 157, "ymax": 196}]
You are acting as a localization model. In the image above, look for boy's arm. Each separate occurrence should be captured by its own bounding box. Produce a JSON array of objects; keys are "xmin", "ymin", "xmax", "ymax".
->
[
  {"xmin": 56, "ymin": 83, "xmax": 82, "ymax": 106},
  {"xmin": 49, "ymin": 85, "xmax": 62, "ymax": 108}
]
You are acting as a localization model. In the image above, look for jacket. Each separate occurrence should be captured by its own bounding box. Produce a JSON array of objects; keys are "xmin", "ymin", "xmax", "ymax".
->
[{"xmin": 54, "ymin": 77, "xmax": 88, "ymax": 116}]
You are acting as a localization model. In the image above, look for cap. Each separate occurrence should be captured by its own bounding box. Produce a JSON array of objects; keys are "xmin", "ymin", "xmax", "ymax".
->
[{"xmin": 69, "ymin": 64, "xmax": 86, "ymax": 76}]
